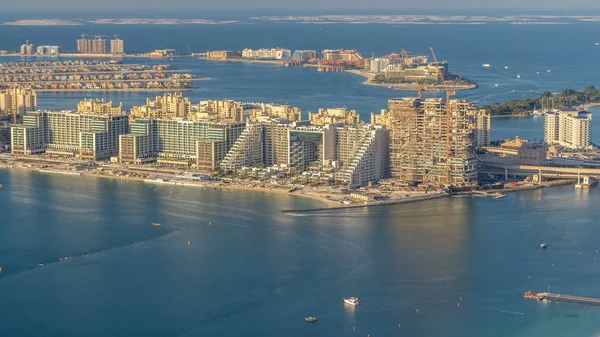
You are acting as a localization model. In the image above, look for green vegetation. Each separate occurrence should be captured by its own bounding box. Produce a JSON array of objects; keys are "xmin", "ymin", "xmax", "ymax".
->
[
  {"xmin": 371, "ymin": 72, "xmax": 475, "ymax": 87},
  {"xmin": 483, "ymin": 86, "xmax": 600, "ymax": 116}
]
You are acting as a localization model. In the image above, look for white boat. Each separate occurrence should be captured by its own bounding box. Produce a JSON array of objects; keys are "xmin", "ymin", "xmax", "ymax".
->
[
  {"xmin": 343, "ymin": 297, "xmax": 359, "ymax": 306},
  {"xmin": 482, "ymin": 64, "xmax": 491, "ymax": 68},
  {"xmin": 494, "ymin": 84, "xmax": 499, "ymax": 87},
  {"xmin": 152, "ymin": 223, "xmax": 161, "ymax": 226},
  {"xmin": 546, "ymin": 69, "xmax": 551, "ymax": 73},
  {"xmin": 517, "ymin": 74, "xmax": 521, "ymax": 79},
  {"xmin": 505, "ymin": 66, "xmax": 509, "ymax": 69},
  {"xmin": 304, "ymin": 316, "xmax": 317, "ymax": 322},
  {"xmin": 595, "ymin": 42, "xmax": 600, "ymax": 46},
  {"xmin": 540, "ymin": 242, "xmax": 548, "ymax": 249}
]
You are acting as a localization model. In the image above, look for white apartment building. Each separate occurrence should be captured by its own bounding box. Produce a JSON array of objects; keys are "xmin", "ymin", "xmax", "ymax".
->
[
  {"xmin": 544, "ymin": 108, "xmax": 592, "ymax": 149},
  {"xmin": 241, "ymin": 48, "xmax": 291, "ymax": 60}
]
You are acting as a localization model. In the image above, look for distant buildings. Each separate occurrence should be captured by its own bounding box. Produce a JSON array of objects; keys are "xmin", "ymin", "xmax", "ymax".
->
[
  {"xmin": 544, "ymin": 108, "xmax": 592, "ymax": 149},
  {"xmin": 11, "ymin": 110, "xmax": 128, "ymax": 160},
  {"xmin": 77, "ymin": 99, "xmax": 124, "ymax": 115},
  {"xmin": 321, "ymin": 49, "xmax": 363, "ymax": 62},
  {"xmin": 110, "ymin": 39, "xmax": 125, "ymax": 54},
  {"xmin": 20, "ymin": 43, "xmax": 34, "ymax": 55},
  {"xmin": 501, "ymin": 137, "xmax": 548, "ymax": 165},
  {"xmin": 36, "ymin": 45, "xmax": 61, "ymax": 55},
  {"xmin": 130, "ymin": 93, "xmax": 192, "ymax": 120},
  {"xmin": 0, "ymin": 88, "xmax": 37, "ymax": 122},
  {"xmin": 194, "ymin": 100, "xmax": 244, "ymax": 122},
  {"xmin": 248, "ymin": 103, "xmax": 303, "ymax": 122},
  {"xmin": 150, "ymin": 49, "xmax": 176, "ymax": 57},
  {"xmin": 206, "ymin": 50, "xmax": 239, "ymax": 59},
  {"xmin": 242, "ymin": 48, "xmax": 291, "ymax": 60},
  {"xmin": 292, "ymin": 50, "xmax": 318, "ymax": 62},
  {"xmin": 77, "ymin": 36, "xmax": 107, "ymax": 54},
  {"xmin": 309, "ymin": 107, "xmax": 360, "ymax": 126}
]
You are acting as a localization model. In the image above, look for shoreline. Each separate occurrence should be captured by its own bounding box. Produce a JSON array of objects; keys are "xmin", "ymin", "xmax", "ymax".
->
[
  {"xmin": 344, "ymin": 69, "xmax": 477, "ymax": 91},
  {"xmin": 0, "ymin": 163, "xmax": 337, "ymax": 208}
]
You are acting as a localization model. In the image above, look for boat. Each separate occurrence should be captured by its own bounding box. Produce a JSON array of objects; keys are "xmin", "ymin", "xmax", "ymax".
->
[
  {"xmin": 540, "ymin": 242, "xmax": 548, "ymax": 249},
  {"xmin": 505, "ymin": 66, "xmax": 509, "ymax": 69},
  {"xmin": 482, "ymin": 64, "xmax": 491, "ymax": 68},
  {"xmin": 512, "ymin": 89, "xmax": 517, "ymax": 93},
  {"xmin": 304, "ymin": 316, "xmax": 318, "ymax": 322},
  {"xmin": 546, "ymin": 69, "xmax": 551, "ymax": 73},
  {"xmin": 152, "ymin": 223, "xmax": 161, "ymax": 226},
  {"xmin": 343, "ymin": 297, "xmax": 359, "ymax": 306},
  {"xmin": 516, "ymin": 74, "xmax": 521, "ymax": 79},
  {"xmin": 493, "ymin": 193, "xmax": 506, "ymax": 199},
  {"xmin": 494, "ymin": 84, "xmax": 499, "ymax": 87},
  {"xmin": 536, "ymin": 71, "xmax": 540, "ymax": 74},
  {"xmin": 596, "ymin": 42, "xmax": 600, "ymax": 46}
]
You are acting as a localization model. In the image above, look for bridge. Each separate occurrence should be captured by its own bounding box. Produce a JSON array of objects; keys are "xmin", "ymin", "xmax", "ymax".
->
[{"xmin": 524, "ymin": 291, "xmax": 600, "ymax": 305}]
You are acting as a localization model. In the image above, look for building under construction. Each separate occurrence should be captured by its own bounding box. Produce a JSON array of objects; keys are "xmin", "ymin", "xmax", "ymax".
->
[{"xmin": 371, "ymin": 97, "xmax": 486, "ymax": 186}]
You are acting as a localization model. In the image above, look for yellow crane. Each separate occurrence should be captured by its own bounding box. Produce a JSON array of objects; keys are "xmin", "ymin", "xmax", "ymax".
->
[
  {"xmin": 430, "ymin": 47, "xmax": 455, "ymax": 186},
  {"xmin": 402, "ymin": 49, "xmax": 425, "ymax": 98}
]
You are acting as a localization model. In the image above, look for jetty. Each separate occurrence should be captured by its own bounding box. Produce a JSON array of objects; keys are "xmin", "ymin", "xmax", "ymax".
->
[{"xmin": 523, "ymin": 291, "xmax": 600, "ymax": 305}]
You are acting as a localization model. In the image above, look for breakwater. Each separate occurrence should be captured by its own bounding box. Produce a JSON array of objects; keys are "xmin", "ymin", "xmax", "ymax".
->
[{"xmin": 281, "ymin": 192, "xmax": 448, "ymax": 213}]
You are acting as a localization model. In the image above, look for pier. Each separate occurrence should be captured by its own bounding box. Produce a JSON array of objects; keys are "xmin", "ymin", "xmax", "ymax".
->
[{"xmin": 524, "ymin": 291, "xmax": 600, "ymax": 305}]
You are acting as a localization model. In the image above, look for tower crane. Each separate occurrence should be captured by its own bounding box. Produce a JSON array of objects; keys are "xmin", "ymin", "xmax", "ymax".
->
[{"xmin": 430, "ymin": 46, "xmax": 455, "ymax": 186}]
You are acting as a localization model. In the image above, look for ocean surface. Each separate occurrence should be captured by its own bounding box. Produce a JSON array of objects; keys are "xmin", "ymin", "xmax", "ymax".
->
[
  {"xmin": 1, "ymin": 170, "xmax": 600, "ymax": 337},
  {"xmin": 1, "ymin": 9, "xmax": 600, "ymax": 336}
]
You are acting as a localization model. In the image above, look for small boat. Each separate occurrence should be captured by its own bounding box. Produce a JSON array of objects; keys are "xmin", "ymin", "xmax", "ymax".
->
[
  {"xmin": 482, "ymin": 63, "xmax": 491, "ymax": 68},
  {"xmin": 494, "ymin": 84, "xmax": 499, "ymax": 87},
  {"xmin": 596, "ymin": 42, "xmax": 600, "ymax": 46},
  {"xmin": 512, "ymin": 89, "xmax": 516, "ymax": 93},
  {"xmin": 505, "ymin": 66, "xmax": 509, "ymax": 69},
  {"xmin": 516, "ymin": 74, "xmax": 521, "ymax": 79},
  {"xmin": 344, "ymin": 297, "xmax": 359, "ymax": 306},
  {"xmin": 152, "ymin": 223, "xmax": 161, "ymax": 226},
  {"xmin": 304, "ymin": 316, "xmax": 317, "ymax": 322},
  {"xmin": 546, "ymin": 69, "xmax": 551, "ymax": 73},
  {"xmin": 493, "ymin": 193, "xmax": 506, "ymax": 199},
  {"xmin": 540, "ymin": 242, "xmax": 548, "ymax": 249},
  {"xmin": 536, "ymin": 71, "xmax": 540, "ymax": 74}
]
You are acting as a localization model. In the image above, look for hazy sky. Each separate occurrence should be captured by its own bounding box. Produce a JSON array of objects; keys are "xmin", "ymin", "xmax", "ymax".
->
[{"xmin": 4, "ymin": 0, "xmax": 600, "ymax": 11}]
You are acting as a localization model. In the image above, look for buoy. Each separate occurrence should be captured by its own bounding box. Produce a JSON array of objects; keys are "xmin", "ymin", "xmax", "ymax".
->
[
  {"xmin": 0, "ymin": 267, "xmax": 2, "ymax": 272},
  {"xmin": 552, "ymin": 264, "xmax": 555, "ymax": 267},
  {"xmin": 579, "ymin": 252, "xmax": 582, "ymax": 255},
  {"xmin": 398, "ymin": 324, "xmax": 401, "ymax": 328},
  {"xmin": 457, "ymin": 302, "xmax": 460, "ymax": 307},
  {"xmin": 529, "ymin": 276, "xmax": 531, "ymax": 279},
  {"xmin": 353, "ymin": 327, "xmax": 355, "ymax": 330},
  {"xmin": 188, "ymin": 241, "xmax": 191, "ymax": 245},
  {"xmin": 460, "ymin": 296, "xmax": 463, "ymax": 301},
  {"xmin": 416, "ymin": 308, "xmax": 419, "ymax": 313}
]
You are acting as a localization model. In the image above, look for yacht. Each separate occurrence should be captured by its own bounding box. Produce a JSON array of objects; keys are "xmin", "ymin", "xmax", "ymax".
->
[
  {"xmin": 540, "ymin": 242, "xmax": 548, "ymax": 249},
  {"xmin": 494, "ymin": 84, "xmax": 499, "ymax": 87},
  {"xmin": 304, "ymin": 316, "xmax": 317, "ymax": 322},
  {"xmin": 482, "ymin": 64, "xmax": 491, "ymax": 68},
  {"xmin": 343, "ymin": 297, "xmax": 359, "ymax": 306},
  {"xmin": 505, "ymin": 66, "xmax": 509, "ymax": 69}
]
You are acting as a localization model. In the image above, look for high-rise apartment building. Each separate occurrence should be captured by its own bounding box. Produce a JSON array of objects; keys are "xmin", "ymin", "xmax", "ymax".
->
[
  {"xmin": 77, "ymin": 37, "xmax": 107, "ymax": 54},
  {"xmin": 20, "ymin": 43, "xmax": 34, "ymax": 55},
  {"xmin": 371, "ymin": 97, "xmax": 480, "ymax": 186},
  {"xmin": 119, "ymin": 118, "xmax": 244, "ymax": 169},
  {"xmin": 11, "ymin": 110, "xmax": 128, "ymax": 160},
  {"xmin": 292, "ymin": 50, "xmax": 318, "ymax": 62},
  {"xmin": 241, "ymin": 48, "xmax": 291, "ymax": 60},
  {"xmin": 0, "ymin": 88, "xmax": 37, "ymax": 122},
  {"xmin": 36, "ymin": 46, "xmax": 61, "ymax": 55},
  {"xmin": 110, "ymin": 39, "xmax": 125, "ymax": 54},
  {"xmin": 544, "ymin": 108, "xmax": 592, "ymax": 149}
]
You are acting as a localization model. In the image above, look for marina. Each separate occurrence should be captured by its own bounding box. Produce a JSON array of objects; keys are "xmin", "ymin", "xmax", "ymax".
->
[{"xmin": 523, "ymin": 291, "xmax": 600, "ymax": 305}]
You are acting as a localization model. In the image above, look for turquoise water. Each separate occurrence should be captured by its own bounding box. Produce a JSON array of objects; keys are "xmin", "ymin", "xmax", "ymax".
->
[{"xmin": 1, "ymin": 170, "xmax": 599, "ymax": 336}]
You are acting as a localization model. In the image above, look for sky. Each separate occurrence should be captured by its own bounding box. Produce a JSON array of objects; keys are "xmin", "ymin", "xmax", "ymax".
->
[{"xmin": 3, "ymin": 0, "xmax": 600, "ymax": 11}]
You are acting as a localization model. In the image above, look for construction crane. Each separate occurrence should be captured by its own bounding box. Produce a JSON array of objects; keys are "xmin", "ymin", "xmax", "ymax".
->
[
  {"xmin": 113, "ymin": 34, "xmax": 119, "ymax": 39},
  {"xmin": 80, "ymin": 34, "xmax": 87, "ymax": 40},
  {"xmin": 430, "ymin": 46, "xmax": 455, "ymax": 186},
  {"xmin": 401, "ymin": 48, "xmax": 409, "ymax": 59}
]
